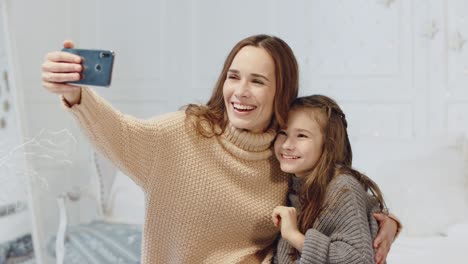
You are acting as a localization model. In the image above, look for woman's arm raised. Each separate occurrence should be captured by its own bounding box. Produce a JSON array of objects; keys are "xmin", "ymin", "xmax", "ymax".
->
[{"xmin": 41, "ymin": 40, "xmax": 160, "ymax": 190}]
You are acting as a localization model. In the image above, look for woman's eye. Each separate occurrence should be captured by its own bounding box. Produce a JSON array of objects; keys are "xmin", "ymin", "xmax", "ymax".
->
[
  {"xmin": 298, "ymin": 134, "xmax": 308, "ymax": 138},
  {"xmin": 278, "ymin": 130, "xmax": 287, "ymax": 136},
  {"xmin": 228, "ymin": 75, "xmax": 238, "ymax": 80},
  {"xmin": 252, "ymin": 79, "xmax": 264, "ymax": 85}
]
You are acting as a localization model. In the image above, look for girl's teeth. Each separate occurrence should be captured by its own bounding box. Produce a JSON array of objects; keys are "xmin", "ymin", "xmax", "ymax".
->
[{"xmin": 283, "ymin": 154, "xmax": 299, "ymax": 159}]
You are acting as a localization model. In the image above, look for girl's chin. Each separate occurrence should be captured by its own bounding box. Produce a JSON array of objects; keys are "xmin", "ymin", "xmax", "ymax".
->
[{"xmin": 280, "ymin": 166, "xmax": 298, "ymax": 175}]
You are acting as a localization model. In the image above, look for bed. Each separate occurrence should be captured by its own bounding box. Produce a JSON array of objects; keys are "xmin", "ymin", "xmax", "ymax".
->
[
  {"xmin": 353, "ymin": 134, "xmax": 468, "ymax": 263},
  {"xmin": 47, "ymin": 152, "xmax": 145, "ymax": 264},
  {"xmin": 388, "ymin": 221, "xmax": 468, "ymax": 263},
  {"xmin": 0, "ymin": 205, "xmax": 35, "ymax": 264}
]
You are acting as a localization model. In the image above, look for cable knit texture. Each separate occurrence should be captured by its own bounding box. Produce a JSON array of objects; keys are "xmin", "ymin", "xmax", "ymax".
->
[
  {"xmin": 61, "ymin": 88, "xmax": 289, "ymax": 264},
  {"xmin": 273, "ymin": 175, "xmax": 382, "ymax": 264}
]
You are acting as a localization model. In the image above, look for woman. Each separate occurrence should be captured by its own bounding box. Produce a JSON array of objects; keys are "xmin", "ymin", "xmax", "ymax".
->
[{"xmin": 41, "ymin": 35, "xmax": 398, "ymax": 264}]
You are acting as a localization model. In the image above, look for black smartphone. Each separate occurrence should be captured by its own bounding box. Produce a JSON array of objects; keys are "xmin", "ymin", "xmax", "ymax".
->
[{"xmin": 61, "ymin": 48, "xmax": 115, "ymax": 87}]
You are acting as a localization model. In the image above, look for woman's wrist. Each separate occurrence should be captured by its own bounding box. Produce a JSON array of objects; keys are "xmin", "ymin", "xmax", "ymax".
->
[
  {"xmin": 388, "ymin": 213, "xmax": 403, "ymax": 239},
  {"xmin": 63, "ymin": 88, "xmax": 82, "ymax": 107}
]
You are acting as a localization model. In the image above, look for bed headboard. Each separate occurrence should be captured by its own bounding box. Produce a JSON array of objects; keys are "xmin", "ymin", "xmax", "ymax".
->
[
  {"xmin": 91, "ymin": 151, "xmax": 118, "ymax": 217},
  {"xmin": 90, "ymin": 151, "xmax": 145, "ymax": 224}
]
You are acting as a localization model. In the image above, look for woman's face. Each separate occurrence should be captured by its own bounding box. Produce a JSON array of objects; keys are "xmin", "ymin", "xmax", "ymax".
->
[
  {"xmin": 223, "ymin": 46, "xmax": 276, "ymax": 133},
  {"xmin": 274, "ymin": 109, "xmax": 324, "ymax": 178}
]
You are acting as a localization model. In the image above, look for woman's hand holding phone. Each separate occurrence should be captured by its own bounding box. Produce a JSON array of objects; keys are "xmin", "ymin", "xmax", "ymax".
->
[{"xmin": 42, "ymin": 40, "xmax": 83, "ymax": 106}]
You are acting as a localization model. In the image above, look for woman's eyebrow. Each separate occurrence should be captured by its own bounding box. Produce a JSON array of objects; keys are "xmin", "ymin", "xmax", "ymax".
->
[
  {"xmin": 251, "ymin": 73, "xmax": 269, "ymax": 82},
  {"xmin": 228, "ymin": 70, "xmax": 270, "ymax": 82}
]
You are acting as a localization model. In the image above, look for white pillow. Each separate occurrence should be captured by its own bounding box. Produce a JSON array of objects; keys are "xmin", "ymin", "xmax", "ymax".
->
[
  {"xmin": 353, "ymin": 136, "xmax": 467, "ymax": 237},
  {"xmin": 382, "ymin": 149, "xmax": 465, "ymax": 236},
  {"xmin": 106, "ymin": 171, "xmax": 145, "ymax": 225},
  {"xmin": 0, "ymin": 209, "xmax": 30, "ymax": 243}
]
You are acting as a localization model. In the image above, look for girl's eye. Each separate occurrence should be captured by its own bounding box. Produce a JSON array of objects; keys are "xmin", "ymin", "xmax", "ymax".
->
[
  {"xmin": 228, "ymin": 74, "xmax": 239, "ymax": 80},
  {"xmin": 278, "ymin": 130, "xmax": 287, "ymax": 136},
  {"xmin": 298, "ymin": 134, "xmax": 308, "ymax": 138}
]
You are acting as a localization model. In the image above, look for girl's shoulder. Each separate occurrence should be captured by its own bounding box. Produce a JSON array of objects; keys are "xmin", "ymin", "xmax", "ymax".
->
[
  {"xmin": 326, "ymin": 174, "xmax": 369, "ymax": 204},
  {"xmin": 329, "ymin": 174, "xmax": 363, "ymax": 191}
]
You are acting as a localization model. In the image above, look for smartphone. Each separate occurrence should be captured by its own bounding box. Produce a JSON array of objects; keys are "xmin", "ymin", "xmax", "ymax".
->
[{"xmin": 61, "ymin": 48, "xmax": 115, "ymax": 87}]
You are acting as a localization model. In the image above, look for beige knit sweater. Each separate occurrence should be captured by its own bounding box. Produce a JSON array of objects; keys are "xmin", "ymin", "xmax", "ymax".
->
[{"xmin": 61, "ymin": 88, "xmax": 289, "ymax": 264}]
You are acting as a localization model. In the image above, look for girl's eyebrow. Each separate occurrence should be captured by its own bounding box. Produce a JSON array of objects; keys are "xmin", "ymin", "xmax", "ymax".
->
[{"xmin": 293, "ymin": 128, "xmax": 313, "ymax": 134}]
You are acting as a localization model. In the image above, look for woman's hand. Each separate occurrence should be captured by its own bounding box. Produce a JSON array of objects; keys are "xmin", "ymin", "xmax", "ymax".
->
[
  {"xmin": 272, "ymin": 206, "xmax": 305, "ymax": 251},
  {"xmin": 373, "ymin": 213, "xmax": 398, "ymax": 264},
  {"xmin": 41, "ymin": 40, "xmax": 83, "ymax": 106}
]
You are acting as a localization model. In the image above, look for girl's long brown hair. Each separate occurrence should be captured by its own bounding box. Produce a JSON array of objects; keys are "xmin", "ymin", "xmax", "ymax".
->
[
  {"xmin": 292, "ymin": 95, "xmax": 387, "ymax": 249},
  {"xmin": 185, "ymin": 34, "xmax": 299, "ymax": 137}
]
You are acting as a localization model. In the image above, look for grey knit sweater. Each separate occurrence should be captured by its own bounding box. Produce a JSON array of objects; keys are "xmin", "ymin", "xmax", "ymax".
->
[{"xmin": 273, "ymin": 174, "xmax": 381, "ymax": 264}]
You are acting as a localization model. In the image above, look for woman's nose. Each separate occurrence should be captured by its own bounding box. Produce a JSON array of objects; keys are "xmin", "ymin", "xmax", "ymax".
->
[{"xmin": 234, "ymin": 81, "xmax": 250, "ymax": 98}]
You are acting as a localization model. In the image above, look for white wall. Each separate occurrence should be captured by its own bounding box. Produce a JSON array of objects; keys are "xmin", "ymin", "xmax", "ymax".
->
[
  {"xmin": 4, "ymin": 0, "xmax": 468, "ymax": 262},
  {"xmin": 0, "ymin": 0, "xmax": 31, "ymax": 243}
]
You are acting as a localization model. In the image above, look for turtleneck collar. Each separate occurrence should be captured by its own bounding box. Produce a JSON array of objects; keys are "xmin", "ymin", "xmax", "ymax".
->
[
  {"xmin": 288, "ymin": 176, "xmax": 302, "ymax": 209},
  {"xmin": 291, "ymin": 176, "xmax": 302, "ymax": 193},
  {"xmin": 218, "ymin": 124, "xmax": 277, "ymax": 161}
]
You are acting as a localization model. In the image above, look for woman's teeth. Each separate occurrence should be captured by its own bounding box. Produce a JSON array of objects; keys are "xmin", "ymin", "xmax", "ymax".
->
[{"xmin": 233, "ymin": 103, "xmax": 256, "ymax": 111}]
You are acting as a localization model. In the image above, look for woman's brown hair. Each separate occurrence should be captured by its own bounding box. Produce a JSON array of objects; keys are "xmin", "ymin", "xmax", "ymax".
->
[
  {"xmin": 291, "ymin": 95, "xmax": 387, "ymax": 248},
  {"xmin": 185, "ymin": 34, "xmax": 299, "ymax": 137}
]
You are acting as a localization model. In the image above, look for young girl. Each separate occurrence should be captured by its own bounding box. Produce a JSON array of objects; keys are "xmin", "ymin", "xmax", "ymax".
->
[{"xmin": 272, "ymin": 95, "xmax": 393, "ymax": 264}]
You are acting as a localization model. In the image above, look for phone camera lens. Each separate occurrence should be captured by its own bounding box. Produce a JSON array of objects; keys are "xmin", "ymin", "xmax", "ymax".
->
[
  {"xmin": 95, "ymin": 64, "xmax": 102, "ymax": 72},
  {"xmin": 100, "ymin": 52, "xmax": 110, "ymax": 58}
]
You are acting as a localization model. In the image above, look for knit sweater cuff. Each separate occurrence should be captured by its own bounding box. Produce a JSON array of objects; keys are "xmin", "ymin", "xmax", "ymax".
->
[
  {"xmin": 59, "ymin": 87, "xmax": 109, "ymax": 152},
  {"xmin": 300, "ymin": 229, "xmax": 330, "ymax": 264},
  {"xmin": 60, "ymin": 87, "xmax": 101, "ymax": 117}
]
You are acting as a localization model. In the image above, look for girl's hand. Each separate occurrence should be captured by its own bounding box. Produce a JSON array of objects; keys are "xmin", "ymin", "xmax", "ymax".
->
[
  {"xmin": 373, "ymin": 213, "xmax": 398, "ymax": 264},
  {"xmin": 272, "ymin": 206, "xmax": 304, "ymax": 251},
  {"xmin": 41, "ymin": 40, "xmax": 83, "ymax": 105}
]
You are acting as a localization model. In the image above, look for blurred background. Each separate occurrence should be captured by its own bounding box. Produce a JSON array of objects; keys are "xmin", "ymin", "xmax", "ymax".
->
[{"xmin": 0, "ymin": 0, "xmax": 467, "ymax": 263}]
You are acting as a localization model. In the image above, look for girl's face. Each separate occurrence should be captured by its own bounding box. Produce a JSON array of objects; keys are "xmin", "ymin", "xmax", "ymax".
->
[
  {"xmin": 223, "ymin": 46, "xmax": 276, "ymax": 133},
  {"xmin": 274, "ymin": 109, "xmax": 324, "ymax": 178}
]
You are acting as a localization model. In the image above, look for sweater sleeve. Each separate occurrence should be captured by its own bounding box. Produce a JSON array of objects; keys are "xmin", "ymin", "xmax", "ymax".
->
[
  {"xmin": 61, "ymin": 87, "xmax": 162, "ymax": 189},
  {"xmin": 298, "ymin": 176, "xmax": 376, "ymax": 264}
]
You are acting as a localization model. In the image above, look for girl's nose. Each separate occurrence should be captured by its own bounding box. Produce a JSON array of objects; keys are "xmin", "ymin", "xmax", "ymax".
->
[{"xmin": 282, "ymin": 137, "xmax": 295, "ymax": 150}]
